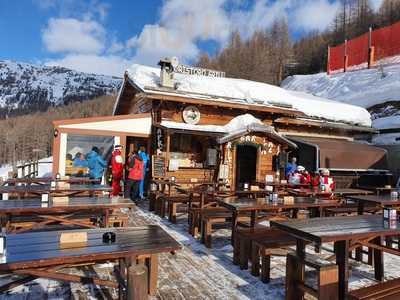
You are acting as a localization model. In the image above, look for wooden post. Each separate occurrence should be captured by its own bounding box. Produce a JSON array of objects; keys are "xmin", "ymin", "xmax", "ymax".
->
[
  {"xmin": 327, "ymin": 45, "xmax": 331, "ymax": 75},
  {"xmin": 127, "ymin": 264, "xmax": 148, "ymax": 300},
  {"xmin": 368, "ymin": 46, "xmax": 375, "ymax": 68},
  {"xmin": 344, "ymin": 39, "xmax": 348, "ymax": 72}
]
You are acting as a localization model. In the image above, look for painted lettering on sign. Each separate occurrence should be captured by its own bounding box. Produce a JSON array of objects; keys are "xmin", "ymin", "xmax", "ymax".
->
[
  {"xmin": 156, "ymin": 128, "xmax": 164, "ymax": 151},
  {"xmin": 174, "ymin": 64, "xmax": 225, "ymax": 78}
]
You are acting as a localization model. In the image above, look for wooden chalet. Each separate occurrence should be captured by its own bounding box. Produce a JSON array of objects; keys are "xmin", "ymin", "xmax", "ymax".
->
[{"xmin": 53, "ymin": 59, "xmax": 390, "ymax": 189}]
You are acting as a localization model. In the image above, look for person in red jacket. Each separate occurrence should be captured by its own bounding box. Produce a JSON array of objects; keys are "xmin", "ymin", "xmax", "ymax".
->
[
  {"xmin": 124, "ymin": 150, "xmax": 144, "ymax": 202},
  {"xmin": 111, "ymin": 145, "xmax": 124, "ymax": 196}
]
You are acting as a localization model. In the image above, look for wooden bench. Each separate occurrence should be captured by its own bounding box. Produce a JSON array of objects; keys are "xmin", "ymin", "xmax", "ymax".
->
[
  {"xmin": 286, "ymin": 252, "xmax": 339, "ymax": 300},
  {"xmin": 166, "ymin": 195, "xmax": 199, "ymax": 224},
  {"xmin": 233, "ymin": 226, "xmax": 272, "ymax": 268},
  {"xmin": 200, "ymin": 209, "xmax": 233, "ymax": 248},
  {"xmin": 348, "ymin": 278, "xmax": 400, "ymax": 299},
  {"xmin": 251, "ymin": 228, "xmax": 297, "ymax": 282},
  {"xmin": 188, "ymin": 200, "xmax": 221, "ymax": 237}
]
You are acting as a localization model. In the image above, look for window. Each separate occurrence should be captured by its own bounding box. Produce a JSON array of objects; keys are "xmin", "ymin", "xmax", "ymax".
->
[{"xmin": 65, "ymin": 134, "xmax": 114, "ymax": 176}]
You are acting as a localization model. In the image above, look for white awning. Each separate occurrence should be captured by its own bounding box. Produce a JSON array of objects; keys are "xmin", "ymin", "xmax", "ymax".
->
[{"xmin": 57, "ymin": 114, "xmax": 152, "ymax": 136}]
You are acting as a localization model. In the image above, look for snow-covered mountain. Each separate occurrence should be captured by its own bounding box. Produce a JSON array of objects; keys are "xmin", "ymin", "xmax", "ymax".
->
[{"xmin": 0, "ymin": 60, "xmax": 122, "ymax": 117}]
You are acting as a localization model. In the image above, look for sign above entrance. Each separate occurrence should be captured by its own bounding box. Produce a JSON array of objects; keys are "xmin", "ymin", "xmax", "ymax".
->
[{"xmin": 182, "ymin": 106, "xmax": 201, "ymax": 125}]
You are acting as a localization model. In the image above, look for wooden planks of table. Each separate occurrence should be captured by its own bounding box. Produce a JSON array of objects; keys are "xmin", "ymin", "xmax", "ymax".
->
[
  {"xmin": 0, "ymin": 184, "xmax": 111, "ymax": 198},
  {"xmin": 270, "ymin": 215, "xmax": 400, "ymax": 300},
  {"xmin": 0, "ymin": 197, "xmax": 134, "ymax": 233},
  {"xmin": 0, "ymin": 226, "xmax": 181, "ymax": 297},
  {"xmin": 217, "ymin": 196, "xmax": 340, "ymax": 243}
]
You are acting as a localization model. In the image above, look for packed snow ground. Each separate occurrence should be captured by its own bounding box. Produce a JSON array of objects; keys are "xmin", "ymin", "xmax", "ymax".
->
[
  {"xmin": 125, "ymin": 64, "xmax": 371, "ymax": 127},
  {"xmin": 2, "ymin": 203, "xmax": 400, "ymax": 299}
]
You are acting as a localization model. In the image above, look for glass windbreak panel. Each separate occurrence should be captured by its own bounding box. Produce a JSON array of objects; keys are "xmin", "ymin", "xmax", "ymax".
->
[{"xmin": 65, "ymin": 134, "xmax": 114, "ymax": 178}]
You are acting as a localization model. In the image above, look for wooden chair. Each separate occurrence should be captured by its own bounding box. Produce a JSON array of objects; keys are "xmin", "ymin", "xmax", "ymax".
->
[
  {"xmin": 347, "ymin": 278, "xmax": 400, "ymax": 300},
  {"xmin": 286, "ymin": 252, "xmax": 339, "ymax": 300}
]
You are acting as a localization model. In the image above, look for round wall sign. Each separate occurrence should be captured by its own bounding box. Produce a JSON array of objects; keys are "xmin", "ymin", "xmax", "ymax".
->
[{"xmin": 182, "ymin": 106, "xmax": 201, "ymax": 124}]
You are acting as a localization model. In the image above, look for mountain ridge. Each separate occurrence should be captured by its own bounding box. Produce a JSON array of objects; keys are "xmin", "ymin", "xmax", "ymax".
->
[{"xmin": 0, "ymin": 60, "xmax": 122, "ymax": 118}]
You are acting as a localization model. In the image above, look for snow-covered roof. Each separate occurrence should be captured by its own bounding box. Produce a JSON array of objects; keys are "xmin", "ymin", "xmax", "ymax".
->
[
  {"xmin": 125, "ymin": 64, "xmax": 372, "ymax": 127},
  {"xmin": 160, "ymin": 114, "xmax": 263, "ymax": 134}
]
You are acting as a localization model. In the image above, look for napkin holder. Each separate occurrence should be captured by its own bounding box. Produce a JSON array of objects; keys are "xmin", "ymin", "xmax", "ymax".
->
[
  {"xmin": 60, "ymin": 232, "xmax": 87, "ymax": 248},
  {"xmin": 283, "ymin": 196, "xmax": 295, "ymax": 205},
  {"xmin": 265, "ymin": 185, "xmax": 273, "ymax": 192},
  {"xmin": 53, "ymin": 196, "xmax": 69, "ymax": 205},
  {"xmin": 57, "ymin": 181, "xmax": 70, "ymax": 189}
]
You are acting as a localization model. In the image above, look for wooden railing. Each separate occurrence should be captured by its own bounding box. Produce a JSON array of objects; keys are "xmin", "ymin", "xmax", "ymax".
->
[{"xmin": 15, "ymin": 160, "xmax": 52, "ymax": 178}]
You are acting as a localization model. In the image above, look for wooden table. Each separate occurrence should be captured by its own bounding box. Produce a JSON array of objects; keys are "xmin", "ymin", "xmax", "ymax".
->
[
  {"xmin": 0, "ymin": 196, "xmax": 134, "ymax": 233},
  {"xmin": 288, "ymin": 188, "xmax": 372, "ymax": 198},
  {"xmin": 270, "ymin": 215, "xmax": 400, "ymax": 300},
  {"xmin": 2, "ymin": 177, "xmax": 100, "ymax": 186},
  {"xmin": 217, "ymin": 196, "xmax": 340, "ymax": 243},
  {"xmin": 0, "ymin": 226, "xmax": 181, "ymax": 297},
  {"xmin": 0, "ymin": 184, "xmax": 111, "ymax": 198},
  {"xmin": 357, "ymin": 186, "xmax": 396, "ymax": 195},
  {"xmin": 347, "ymin": 194, "xmax": 400, "ymax": 215}
]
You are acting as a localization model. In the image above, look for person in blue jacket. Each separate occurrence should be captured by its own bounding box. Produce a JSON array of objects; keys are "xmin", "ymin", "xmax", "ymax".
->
[
  {"xmin": 285, "ymin": 157, "xmax": 298, "ymax": 178},
  {"xmin": 86, "ymin": 146, "xmax": 107, "ymax": 180},
  {"xmin": 73, "ymin": 152, "xmax": 88, "ymax": 167},
  {"xmin": 138, "ymin": 146, "xmax": 150, "ymax": 199}
]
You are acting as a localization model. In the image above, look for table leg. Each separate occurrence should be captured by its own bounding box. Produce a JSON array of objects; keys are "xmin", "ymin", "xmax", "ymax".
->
[
  {"xmin": 231, "ymin": 211, "xmax": 238, "ymax": 245},
  {"xmin": 355, "ymin": 201, "xmax": 365, "ymax": 261},
  {"xmin": 250, "ymin": 210, "xmax": 258, "ymax": 227},
  {"xmin": 334, "ymin": 240, "xmax": 349, "ymax": 300},
  {"xmin": 372, "ymin": 236, "xmax": 384, "ymax": 281},
  {"xmin": 286, "ymin": 239, "xmax": 305, "ymax": 300}
]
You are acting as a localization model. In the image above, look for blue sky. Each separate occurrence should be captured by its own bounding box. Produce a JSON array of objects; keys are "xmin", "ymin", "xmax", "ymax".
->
[{"xmin": 0, "ymin": 0, "xmax": 384, "ymax": 76}]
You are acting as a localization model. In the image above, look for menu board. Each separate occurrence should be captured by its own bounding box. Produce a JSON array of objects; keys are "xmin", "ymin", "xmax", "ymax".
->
[{"xmin": 152, "ymin": 155, "xmax": 166, "ymax": 178}]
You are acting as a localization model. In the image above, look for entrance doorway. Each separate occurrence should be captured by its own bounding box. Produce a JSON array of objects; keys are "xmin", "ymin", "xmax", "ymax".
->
[{"xmin": 236, "ymin": 145, "xmax": 257, "ymax": 189}]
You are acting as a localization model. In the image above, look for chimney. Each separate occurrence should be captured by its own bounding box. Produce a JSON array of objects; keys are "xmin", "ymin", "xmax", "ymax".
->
[{"xmin": 158, "ymin": 58, "xmax": 176, "ymax": 89}]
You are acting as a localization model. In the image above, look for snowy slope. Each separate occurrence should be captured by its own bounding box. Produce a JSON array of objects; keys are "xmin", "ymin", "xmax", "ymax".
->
[
  {"xmin": 125, "ymin": 64, "xmax": 372, "ymax": 127},
  {"xmin": 282, "ymin": 61, "xmax": 400, "ymax": 110},
  {"xmin": 281, "ymin": 60, "xmax": 400, "ymax": 144},
  {"xmin": 0, "ymin": 60, "xmax": 121, "ymax": 117}
]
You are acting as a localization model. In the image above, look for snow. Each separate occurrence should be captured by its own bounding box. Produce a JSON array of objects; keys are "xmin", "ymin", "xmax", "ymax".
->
[
  {"xmin": 282, "ymin": 59, "xmax": 400, "ymax": 110},
  {"xmin": 161, "ymin": 114, "xmax": 264, "ymax": 134},
  {"xmin": 372, "ymin": 115, "xmax": 400, "ymax": 130},
  {"xmin": 125, "ymin": 64, "xmax": 372, "ymax": 127},
  {"xmin": 372, "ymin": 133, "xmax": 400, "ymax": 145}
]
